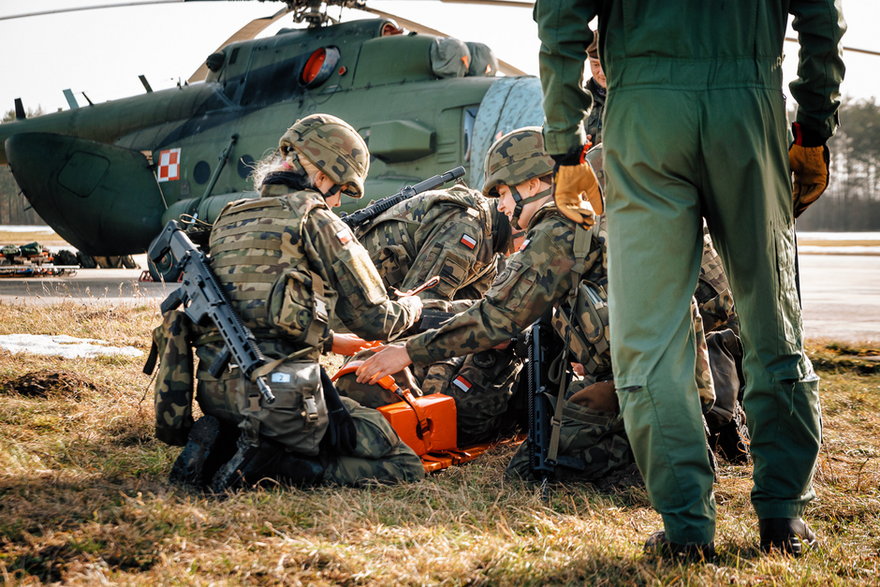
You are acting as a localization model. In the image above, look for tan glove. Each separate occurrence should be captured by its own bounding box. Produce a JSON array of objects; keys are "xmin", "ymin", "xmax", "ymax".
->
[
  {"xmin": 789, "ymin": 123, "xmax": 830, "ymax": 218},
  {"xmin": 554, "ymin": 160, "xmax": 604, "ymax": 229}
]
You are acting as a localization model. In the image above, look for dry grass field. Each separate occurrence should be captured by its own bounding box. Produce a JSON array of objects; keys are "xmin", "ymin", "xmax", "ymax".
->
[{"xmin": 0, "ymin": 301, "xmax": 878, "ymax": 585}]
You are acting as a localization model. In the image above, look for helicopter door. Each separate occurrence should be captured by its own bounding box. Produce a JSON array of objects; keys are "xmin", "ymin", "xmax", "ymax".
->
[
  {"xmin": 5, "ymin": 132, "xmax": 165, "ymax": 256},
  {"xmin": 468, "ymin": 77, "xmax": 545, "ymax": 190}
]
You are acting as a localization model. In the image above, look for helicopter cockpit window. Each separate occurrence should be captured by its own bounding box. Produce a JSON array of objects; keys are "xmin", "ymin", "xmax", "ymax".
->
[{"xmin": 430, "ymin": 38, "xmax": 470, "ymax": 79}]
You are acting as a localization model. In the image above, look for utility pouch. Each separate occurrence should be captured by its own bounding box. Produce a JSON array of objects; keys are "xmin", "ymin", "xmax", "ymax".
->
[
  {"xmin": 150, "ymin": 310, "xmax": 196, "ymax": 446},
  {"xmin": 243, "ymin": 360, "xmax": 329, "ymax": 456},
  {"xmin": 267, "ymin": 268, "xmax": 333, "ymax": 347}
]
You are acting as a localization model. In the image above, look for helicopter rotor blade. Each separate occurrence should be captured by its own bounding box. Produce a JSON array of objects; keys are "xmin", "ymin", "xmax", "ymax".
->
[
  {"xmin": 188, "ymin": 7, "xmax": 293, "ymax": 82},
  {"xmin": 439, "ymin": 0, "xmax": 534, "ymax": 6},
  {"xmin": 0, "ymin": 0, "xmax": 187, "ymax": 21},
  {"xmin": 360, "ymin": 6, "xmax": 527, "ymax": 76}
]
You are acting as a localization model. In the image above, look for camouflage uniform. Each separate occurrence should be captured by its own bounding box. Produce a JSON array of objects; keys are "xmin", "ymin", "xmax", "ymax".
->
[
  {"xmin": 344, "ymin": 188, "xmax": 518, "ymax": 445},
  {"xmin": 157, "ymin": 114, "xmax": 424, "ymax": 488},
  {"xmin": 354, "ymin": 187, "xmax": 501, "ymax": 301}
]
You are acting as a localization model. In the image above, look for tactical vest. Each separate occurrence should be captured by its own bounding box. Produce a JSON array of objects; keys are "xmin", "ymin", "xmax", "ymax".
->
[
  {"xmin": 207, "ymin": 186, "xmax": 333, "ymax": 355},
  {"xmin": 546, "ymin": 211, "xmax": 611, "ymax": 380},
  {"xmin": 355, "ymin": 187, "xmax": 495, "ymax": 290}
]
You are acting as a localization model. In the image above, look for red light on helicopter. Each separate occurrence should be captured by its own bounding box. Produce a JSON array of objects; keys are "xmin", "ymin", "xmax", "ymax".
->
[
  {"xmin": 300, "ymin": 47, "xmax": 340, "ymax": 88},
  {"xmin": 301, "ymin": 48, "xmax": 327, "ymax": 85}
]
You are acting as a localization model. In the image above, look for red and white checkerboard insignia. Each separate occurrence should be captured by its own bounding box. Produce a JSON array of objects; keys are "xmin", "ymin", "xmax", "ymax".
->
[
  {"xmin": 452, "ymin": 376, "xmax": 472, "ymax": 392},
  {"xmin": 459, "ymin": 233, "xmax": 477, "ymax": 249},
  {"xmin": 156, "ymin": 148, "xmax": 181, "ymax": 182},
  {"xmin": 336, "ymin": 228, "xmax": 352, "ymax": 245}
]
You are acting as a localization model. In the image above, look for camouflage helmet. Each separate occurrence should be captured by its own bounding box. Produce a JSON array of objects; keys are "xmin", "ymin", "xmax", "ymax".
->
[
  {"xmin": 482, "ymin": 127, "xmax": 555, "ymax": 198},
  {"xmin": 279, "ymin": 113, "xmax": 370, "ymax": 198}
]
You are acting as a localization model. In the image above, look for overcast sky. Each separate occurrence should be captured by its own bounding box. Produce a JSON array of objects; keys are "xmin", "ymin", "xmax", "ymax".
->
[{"xmin": 0, "ymin": 0, "xmax": 877, "ymax": 117}]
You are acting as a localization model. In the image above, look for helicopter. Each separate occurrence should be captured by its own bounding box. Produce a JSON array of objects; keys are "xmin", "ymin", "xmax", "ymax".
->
[
  {"xmin": 2, "ymin": 1, "xmax": 877, "ymax": 278},
  {"xmin": 0, "ymin": 0, "xmax": 544, "ymax": 279}
]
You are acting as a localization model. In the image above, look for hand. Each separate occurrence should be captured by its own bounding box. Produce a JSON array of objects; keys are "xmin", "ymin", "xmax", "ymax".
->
[
  {"xmin": 331, "ymin": 332, "xmax": 381, "ymax": 356},
  {"xmin": 568, "ymin": 380, "xmax": 618, "ymax": 412},
  {"xmin": 789, "ymin": 122, "xmax": 830, "ymax": 218},
  {"xmin": 355, "ymin": 344, "xmax": 413, "ymax": 385},
  {"xmin": 553, "ymin": 145, "xmax": 603, "ymax": 228}
]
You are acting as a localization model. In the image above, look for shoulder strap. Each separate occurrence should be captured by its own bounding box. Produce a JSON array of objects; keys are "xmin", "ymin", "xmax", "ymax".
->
[{"xmin": 547, "ymin": 222, "xmax": 596, "ymax": 465}]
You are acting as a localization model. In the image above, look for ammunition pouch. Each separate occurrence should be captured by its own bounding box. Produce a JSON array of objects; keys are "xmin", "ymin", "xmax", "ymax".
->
[{"xmin": 267, "ymin": 268, "xmax": 333, "ymax": 348}]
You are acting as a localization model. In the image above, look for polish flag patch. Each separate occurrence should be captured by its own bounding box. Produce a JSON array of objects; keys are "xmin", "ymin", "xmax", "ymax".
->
[
  {"xmin": 336, "ymin": 228, "xmax": 353, "ymax": 245},
  {"xmin": 156, "ymin": 148, "xmax": 181, "ymax": 182},
  {"xmin": 452, "ymin": 376, "xmax": 472, "ymax": 393},
  {"xmin": 459, "ymin": 233, "xmax": 477, "ymax": 249},
  {"xmin": 518, "ymin": 238, "xmax": 531, "ymax": 252}
]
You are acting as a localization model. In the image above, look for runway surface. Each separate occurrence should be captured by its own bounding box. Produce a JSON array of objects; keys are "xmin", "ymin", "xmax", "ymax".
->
[{"xmin": 0, "ymin": 253, "xmax": 877, "ymax": 345}]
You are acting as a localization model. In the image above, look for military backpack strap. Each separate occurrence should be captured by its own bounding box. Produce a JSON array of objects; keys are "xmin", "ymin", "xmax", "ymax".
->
[{"xmin": 547, "ymin": 224, "xmax": 595, "ymax": 465}]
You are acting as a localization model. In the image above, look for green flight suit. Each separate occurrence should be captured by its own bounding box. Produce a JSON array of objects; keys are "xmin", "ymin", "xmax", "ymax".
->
[{"xmin": 536, "ymin": 0, "xmax": 845, "ymax": 544}]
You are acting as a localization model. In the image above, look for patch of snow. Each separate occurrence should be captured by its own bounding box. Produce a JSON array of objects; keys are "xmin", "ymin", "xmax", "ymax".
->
[
  {"xmin": 0, "ymin": 225, "xmax": 55, "ymax": 233},
  {"xmin": 0, "ymin": 334, "xmax": 143, "ymax": 359}
]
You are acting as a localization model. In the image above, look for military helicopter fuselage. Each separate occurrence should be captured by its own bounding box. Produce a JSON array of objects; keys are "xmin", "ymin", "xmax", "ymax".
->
[{"xmin": 0, "ymin": 17, "xmax": 543, "ymax": 263}]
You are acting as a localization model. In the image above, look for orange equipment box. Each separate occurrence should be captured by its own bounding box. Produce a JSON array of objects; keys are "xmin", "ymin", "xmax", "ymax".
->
[{"xmin": 378, "ymin": 393, "xmax": 457, "ymax": 456}]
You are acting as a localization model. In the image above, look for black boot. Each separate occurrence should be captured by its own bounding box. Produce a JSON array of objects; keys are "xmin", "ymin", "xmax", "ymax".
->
[
  {"xmin": 210, "ymin": 435, "xmax": 277, "ymax": 493},
  {"xmin": 759, "ymin": 518, "xmax": 817, "ymax": 556},
  {"xmin": 273, "ymin": 452, "xmax": 325, "ymax": 487},
  {"xmin": 169, "ymin": 416, "xmax": 221, "ymax": 488},
  {"xmin": 644, "ymin": 531, "xmax": 716, "ymax": 563}
]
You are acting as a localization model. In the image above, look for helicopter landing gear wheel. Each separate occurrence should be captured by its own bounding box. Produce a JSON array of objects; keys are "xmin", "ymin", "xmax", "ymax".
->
[{"xmin": 147, "ymin": 253, "xmax": 181, "ymax": 283}]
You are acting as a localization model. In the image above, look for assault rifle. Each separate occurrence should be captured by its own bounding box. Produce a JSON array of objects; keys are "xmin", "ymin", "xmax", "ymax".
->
[
  {"xmin": 148, "ymin": 220, "xmax": 276, "ymax": 405},
  {"xmin": 341, "ymin": 166, "xmax": 465, "ymax": 228},
  {"xmin": 526, "ymin": 311, "xmax": 557, "ymax": 484},
  {"xmin": 522, "ymin": 310, "xmax": 585, "ymax": 487}
]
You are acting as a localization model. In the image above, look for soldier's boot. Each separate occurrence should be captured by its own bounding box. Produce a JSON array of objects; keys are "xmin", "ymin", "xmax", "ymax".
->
[
  {"xmin": 169, "ymin": 415, "xmax": 221, "ymax": 488},
  {"xmin": 643, "ymin": 531, "xmax": 716, "ymax": 563},
  {"xmin": 211, "ymin": 437, "xmax": 325, "ymax": 493},
  {"xmin": 210, "ymin": 436, "xmax": 275, "ymax": 493},
  {"xmin": 759, "ymin": 518, "xmax": 818, "ymax": 556},
  {"xmin": 273, "ymin": 452, "xmax": 325, "ymax": 487}
]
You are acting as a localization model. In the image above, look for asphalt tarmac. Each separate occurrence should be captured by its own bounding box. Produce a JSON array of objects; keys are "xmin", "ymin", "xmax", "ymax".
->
[{"xmin": 0, "ymin": 253, "xmax": 877, "ymax": 345}]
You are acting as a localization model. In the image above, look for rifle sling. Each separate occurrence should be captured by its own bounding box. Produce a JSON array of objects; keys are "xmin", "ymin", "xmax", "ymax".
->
[{"xmin": 547, "ymin": 224, "xmax": 594, "ymax": 465}]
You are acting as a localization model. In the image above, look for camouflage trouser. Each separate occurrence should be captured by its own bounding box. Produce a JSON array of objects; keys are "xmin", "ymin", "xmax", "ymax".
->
[
  {"xmin": 506, "ymin": 379, "xmax": 638, "ymax": 489},
  {"xmin": 414, "ymin": 347, "xmax": 523, "ymax": 446},
  {"xmin": 323, "ymin": 397, "xmax": 425, "ymax": 485}
]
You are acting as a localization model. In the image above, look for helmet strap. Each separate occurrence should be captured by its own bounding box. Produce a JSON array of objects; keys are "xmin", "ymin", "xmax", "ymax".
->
[{"xmin": 510, "ymin": 184, "xmax": 552, "ymax": 230}]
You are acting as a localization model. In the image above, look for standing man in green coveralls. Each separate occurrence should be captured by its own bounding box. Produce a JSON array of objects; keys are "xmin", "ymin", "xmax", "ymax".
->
[{"xmin": 535, "ymin": 0, "xmax": 845, "ymax": 558}]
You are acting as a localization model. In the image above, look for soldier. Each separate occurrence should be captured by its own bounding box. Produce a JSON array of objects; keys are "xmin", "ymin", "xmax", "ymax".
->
[
  {"xmin": 355, "ymin": 133, "xmax": 744, "ymax": 485},
  {"xmin": 536, "ymin": 0, "xmax": 844, "ymax": 559},
  {"xmin": 340, "ymin": 187, "xmax": 518, "ymax": 446},
  {"xmin": 154, "ymin": 114, "xmax": 426, "ymax": 492},
  {"xmin": 354, "ymin": 127, "xmax": 608, "ymax": 442},
  {"xmin": 584, "ymin": 31, "xmax": 606, "ymax": 146},
  {"xmin": 354, "ymin": 186, "xmax": 512, "ymax": 301}
]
